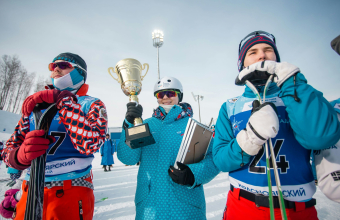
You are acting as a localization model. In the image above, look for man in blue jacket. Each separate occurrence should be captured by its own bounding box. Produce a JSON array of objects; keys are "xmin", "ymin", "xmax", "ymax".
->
[
  {"xmin": 101, "ymin": 134, "xmax": 115, "ymax": 171},
  {"xmin": 213, "ymin": 31, "xmax": 340, "ymax": 220}
]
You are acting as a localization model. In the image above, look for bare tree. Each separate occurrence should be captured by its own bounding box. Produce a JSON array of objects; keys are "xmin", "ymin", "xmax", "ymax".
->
[
  {"xmin": 11, "ymin": 70, "xmax": 36, "ymax": 114},
  {"xmin": 34, "ymin": 75, "xmax": 51, "ymax": 93},
  {"xmin": 0, "ymin": 55, "xmax": 21, "ymax": 110},
  {"xmin": 0, "ymin": 55, "xmax": 36, "ymax": 113}
]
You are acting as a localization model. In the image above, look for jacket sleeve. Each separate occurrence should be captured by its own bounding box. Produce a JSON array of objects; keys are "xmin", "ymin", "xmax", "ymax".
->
[
  {"xmin": 212, "ymin": 103, "xmax": 252, "ymax": 172},
  {"xmin": 117, "ymin": 119, "xmax": 141, "ymax": 165},
  {"xmin": 58, "ymin": 97, "xmax": 107, "ymax": 155},
  {"xmin": 187, "ymin": 138, "xmax": 220, "ymax": 188},
  {"xmin": 2, "ymin": 116, "xmax": 30, "ymax": 166},
  {"xmin": 314, "ymin": 100, "xmax": 340, "ymax": 203},
  {"xmin": 279, "ymin": 73, "xmax": 340, "ymax": 150}
]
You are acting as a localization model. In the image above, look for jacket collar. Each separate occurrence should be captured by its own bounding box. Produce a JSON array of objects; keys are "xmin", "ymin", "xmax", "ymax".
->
[
  {"xmin": 45, "ymin": 84, "xmax": 89, "ymax": 97},
  {"xmin": 152, "ymin": 102, "xmax": 193, "ymax": 123}
]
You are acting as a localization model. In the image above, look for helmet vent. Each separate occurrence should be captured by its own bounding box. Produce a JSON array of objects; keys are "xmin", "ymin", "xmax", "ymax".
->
[
  {"xmin": 158, "ymin": 81, "xmax": 161, "ymax": 84},
  {"xmin": 167, "ymin": 79, "xmax": 171, "ymax": 82}
]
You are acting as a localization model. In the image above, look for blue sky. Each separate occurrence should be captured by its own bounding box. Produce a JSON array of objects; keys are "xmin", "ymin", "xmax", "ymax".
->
[{"xmin": 1, "ymin": 0, "xmax": 339, "ymax": 126}]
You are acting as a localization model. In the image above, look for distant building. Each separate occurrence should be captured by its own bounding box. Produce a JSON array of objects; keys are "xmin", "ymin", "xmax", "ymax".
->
[{"xmin": 108, "ymin": 127, "xmax": 123, "ymax": 152}]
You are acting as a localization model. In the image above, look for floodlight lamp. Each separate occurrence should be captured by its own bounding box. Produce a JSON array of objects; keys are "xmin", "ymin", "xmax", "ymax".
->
[
  {"xmin": 201, "ymin": 96, "xmax": 204, "ymax": 101},
  {"xmin": 152, "ymin": 30, "xmax": 164, "ymax": 48}
]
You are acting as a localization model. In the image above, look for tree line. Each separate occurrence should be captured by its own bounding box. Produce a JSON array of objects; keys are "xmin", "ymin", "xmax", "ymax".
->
[{"xmin": 0, "ymin": 55, "xmax": 50, "ymax": 114}]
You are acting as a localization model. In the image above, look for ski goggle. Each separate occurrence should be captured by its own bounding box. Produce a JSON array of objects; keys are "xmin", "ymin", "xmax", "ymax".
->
[
  {"xmin": 155, "ymin": 90, "xmax": 180, "ymax": 99},
  {"xmin": 48, "ymin": 61, "xmax": 87, "ymax": 73},
  {"xmin": 238, "ymin": 31, "xmax": 276, "ymax": 53}
]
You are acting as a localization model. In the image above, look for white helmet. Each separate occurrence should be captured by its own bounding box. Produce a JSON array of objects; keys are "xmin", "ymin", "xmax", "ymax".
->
[{"xmin": 154, "ymin": 76, "xmax": 183, "ymax": 102}]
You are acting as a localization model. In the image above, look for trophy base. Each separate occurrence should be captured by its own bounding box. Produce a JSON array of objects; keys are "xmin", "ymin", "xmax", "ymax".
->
[{"xmin": 125, "ymin": 123, "xmax": 155, "ymax": 149}]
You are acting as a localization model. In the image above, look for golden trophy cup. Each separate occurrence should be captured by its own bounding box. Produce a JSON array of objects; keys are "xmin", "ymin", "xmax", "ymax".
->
[{"xmin": 108, "ymin": 58, "xmax": 155, "ymax": 149}]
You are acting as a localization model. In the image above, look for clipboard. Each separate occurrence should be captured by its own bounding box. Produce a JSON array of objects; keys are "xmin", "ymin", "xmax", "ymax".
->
[{"xmin": 174, "ymin": 118, "xmax": 213, "ymax": 168}]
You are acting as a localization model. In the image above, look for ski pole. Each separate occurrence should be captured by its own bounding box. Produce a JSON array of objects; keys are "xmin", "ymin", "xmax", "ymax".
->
[
  {"xmin": 245, "ymin": 80, "xmax": 275, "ymax": 220},
  {"xmin": 269, "ymin": 139, "xmax": 287, "ymax": 220},
  {"xmin": 263, "ymin": 76, "xmax": 288, "ymax": 220},
  {"xmin": 24, "ymin": 103, "xmax": 58, "ymax": 220}
]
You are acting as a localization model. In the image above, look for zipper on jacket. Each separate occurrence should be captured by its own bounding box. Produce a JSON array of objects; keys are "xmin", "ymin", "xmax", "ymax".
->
[
  {"xmin": 240, "ymin": 150, "xmax": 244, "ymax": 167},
  {"xmin": 78, "ymin": 200, "xmax": 83, "ymax": 220}
]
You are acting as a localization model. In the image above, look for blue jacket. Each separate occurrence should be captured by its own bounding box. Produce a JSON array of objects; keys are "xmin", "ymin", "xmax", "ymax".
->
[
  {"xmin": 213, "ymin": 73, "xmax": 340, "ymax": 172},
  {"xmin": 101, "ymin": 139, "xmax": 115, "ymax": 165},
  {"xmin": 118, "ymin": 104, "xmax": 220, "ymax": 220},
  {"xmin": 213, "ymin": 73, "xmax": 340, "ymax": 200}
]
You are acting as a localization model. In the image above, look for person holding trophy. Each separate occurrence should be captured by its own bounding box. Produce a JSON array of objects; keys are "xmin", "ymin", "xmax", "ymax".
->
[
  {"xmin": 2, "ymin": 52, "xmax": 108, "ymax": 219},
  {"xmin": 114, "ymin": 67, "xmax": 219, "ymax": 219}
]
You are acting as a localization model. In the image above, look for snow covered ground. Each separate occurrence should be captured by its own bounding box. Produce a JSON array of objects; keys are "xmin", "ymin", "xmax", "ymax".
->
[{"xmin": 1, "ymin": 153, "xmax": 339, "ymax": 220}]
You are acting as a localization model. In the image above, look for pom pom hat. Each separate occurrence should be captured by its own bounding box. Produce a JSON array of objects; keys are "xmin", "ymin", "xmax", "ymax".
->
[{"xmin": 238, "ymin": 31, "xmax": 280, "ymax": 72}]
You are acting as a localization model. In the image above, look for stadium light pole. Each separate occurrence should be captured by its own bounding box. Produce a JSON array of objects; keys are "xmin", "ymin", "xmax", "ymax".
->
[
  {"xmin": 152, "ymin": 30, "xmax": 164, "ymax": 80},
  {"xmin": 192, "ymin": 92, "xmax": 204, "ymax": 123}
]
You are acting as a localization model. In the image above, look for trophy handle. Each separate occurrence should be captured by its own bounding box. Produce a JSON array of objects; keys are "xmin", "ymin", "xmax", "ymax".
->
[
  {"xmin": 108, "ymin": 67, "xmax": 119, "ymax": 82},
  {"xmin": 140, "ymin": 63, "xmax": 149, "ymax": 81}
]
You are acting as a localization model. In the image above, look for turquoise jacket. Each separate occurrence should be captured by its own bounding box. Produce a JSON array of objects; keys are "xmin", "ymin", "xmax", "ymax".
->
[
  {"xmin": 213, "ymin": 73, "xmax": 340, "ymax": 173},
  {"xmin": 118, "ymin": 104, "xmax": 220, "ymax": 220}
]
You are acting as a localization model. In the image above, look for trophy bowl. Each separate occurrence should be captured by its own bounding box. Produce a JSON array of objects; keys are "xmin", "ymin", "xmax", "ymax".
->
[
  {"xmin": 108, "ymin": 58, "xmax": 155, "ymax": 149},
  {"xmin": 108, "ymin": 58, "xmax": 149, "ymax": 97}
]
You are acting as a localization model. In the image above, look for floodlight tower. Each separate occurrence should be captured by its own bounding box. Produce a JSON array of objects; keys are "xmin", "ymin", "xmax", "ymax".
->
[
  {"xmin": 192, "ymin": 92, "xmax": 204, "ymax": 123},
  {"xmin": 152, "ymin": 30, "xmax": 164, "ymax": 80}
]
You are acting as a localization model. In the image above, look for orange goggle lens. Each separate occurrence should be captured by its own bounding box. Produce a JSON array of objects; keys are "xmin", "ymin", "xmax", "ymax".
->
[
  {"xmin": 48, "ymin": 62, "xmax": 73, "ymax": 71},
  {"xmin": 155, "ymin": 90, "xmax": 179, "ymax": 99}
]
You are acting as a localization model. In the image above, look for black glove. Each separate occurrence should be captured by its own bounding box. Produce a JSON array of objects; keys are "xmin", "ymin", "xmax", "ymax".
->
[
  {"xmin": 168, "ymin": 162, "xmax": 195, "ymax": 186},
  {"xmin": 251, "ymin": 100, "xmax": 261, "ymax": 113},
  {"xmin": 125, "ymin": 102, "xmax": 143, "ymax": 124}
]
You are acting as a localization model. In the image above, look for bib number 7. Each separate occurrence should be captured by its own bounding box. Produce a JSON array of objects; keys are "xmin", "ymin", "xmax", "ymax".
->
[
  {"xmin": 48, "ymin": 132, "xmax": 66, "ymax": 155},
  {"xmin": 248, "ymin": 139, "xmax": 290, "ymax": 174}
]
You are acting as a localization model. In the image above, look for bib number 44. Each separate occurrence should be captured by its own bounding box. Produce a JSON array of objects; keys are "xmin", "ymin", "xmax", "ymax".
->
[{"xmin": 249, "ymin": 139, "xmax": 290, "ymax": 174}]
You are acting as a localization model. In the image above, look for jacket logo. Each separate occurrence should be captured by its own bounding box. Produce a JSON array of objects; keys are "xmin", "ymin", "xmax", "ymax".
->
[
  {"xmin": 228, "ymin": 98, "xmax": 238, "ymax": 103},
  {"xmin": 99, "ymin": 108, "xmax": 108, "ymax": 120},
  {"xmin": 232, "ymin": 118, "xmax": 243, "ymax": 135}
]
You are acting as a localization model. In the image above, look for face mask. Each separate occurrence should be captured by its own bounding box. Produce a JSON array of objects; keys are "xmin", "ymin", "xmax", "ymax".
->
[
  {"xmin": 159, "ymin": 104, "xmax": 176, "ymax": 113},
  {"xmin": 52, "ymin": 68, "xmax": 84, "ymax": 91}
]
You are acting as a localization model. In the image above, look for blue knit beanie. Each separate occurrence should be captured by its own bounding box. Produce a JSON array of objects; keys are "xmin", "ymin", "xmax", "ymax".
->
[
  {"xmin": 238, "ymin": 33, "xmax": 280, "ymax": 72},
  {"xmin": 53, "ymin": 52, "xmax": 87, "ymax": 82}
]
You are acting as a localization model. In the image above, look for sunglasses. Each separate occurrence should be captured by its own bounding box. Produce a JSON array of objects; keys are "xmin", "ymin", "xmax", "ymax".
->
[
  {"xmin": 239, "ymin": 31, "xmax": 276, "ymax": 53},
  {"xmin": 155, "ymin": 90, "xmax": 179, "ymax": 99},
  {"xmin": 48, "ymin": 61, "xmax": 87, "ymax": 73}
]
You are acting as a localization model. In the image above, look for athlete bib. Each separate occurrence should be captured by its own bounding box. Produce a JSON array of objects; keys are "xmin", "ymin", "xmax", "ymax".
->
[
  {"xmin": 26, "ymin": 96, "xmax": 99, "ymax": 181},
  {"xmin": 226, "ymin": 92, "xmax": 316, "ymax": 202}
]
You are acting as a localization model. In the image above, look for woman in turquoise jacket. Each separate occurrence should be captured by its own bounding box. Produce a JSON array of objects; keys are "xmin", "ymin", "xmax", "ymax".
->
[{"xmin": 118, "ymin": 76, "xmax": 220, "ymax": 220}]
